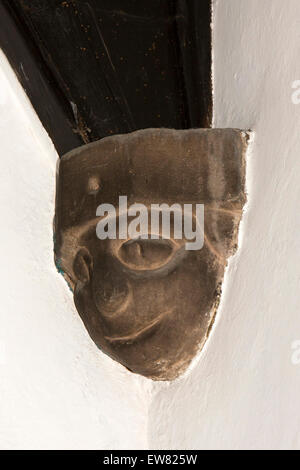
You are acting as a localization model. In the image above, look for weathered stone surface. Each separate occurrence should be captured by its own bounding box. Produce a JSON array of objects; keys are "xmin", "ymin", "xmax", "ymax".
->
[{"xmin": 55, "ymin": 128, "xmax": 248, "ymax": 380}]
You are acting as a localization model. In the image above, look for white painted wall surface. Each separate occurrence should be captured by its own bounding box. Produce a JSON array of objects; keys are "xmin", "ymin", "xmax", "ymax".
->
[
  {"xmin": 149, "ymin": 0, "xmax": 300, "ymax": 450},
  {"xmin": 1, "ymin": 0, "xmax": 300, "ymax": 451},
  {"xmin": 0, "ymin": 52, "xmax": 152, "ymax": 450}
]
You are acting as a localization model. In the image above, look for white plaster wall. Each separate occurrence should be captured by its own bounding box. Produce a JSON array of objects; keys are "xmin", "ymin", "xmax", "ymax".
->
[
  {"xmin": 0, "ymin": 51, "xmax": 152, "ymax": 450},
  {"xmin": 2, "ymin": 0, "xmax": 300, "ymax": 451},
  {"xmin": 149, "ymin": 0, "xmax": 300, "ymax": 450}
]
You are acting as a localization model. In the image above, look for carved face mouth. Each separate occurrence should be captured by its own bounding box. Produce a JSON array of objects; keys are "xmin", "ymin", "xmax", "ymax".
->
[{"xmin": 104, "ymin": 308, "xmax": 173, "ymax": 345}]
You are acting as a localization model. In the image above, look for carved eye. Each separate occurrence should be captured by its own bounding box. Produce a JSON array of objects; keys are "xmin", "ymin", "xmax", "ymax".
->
[{"xmin": 118, "ymin": 238, "xmax": 174, "ymax": 271}]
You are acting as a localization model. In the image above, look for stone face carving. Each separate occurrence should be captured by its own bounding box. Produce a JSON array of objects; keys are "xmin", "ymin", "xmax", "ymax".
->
[{"xmin": 55, "ymin": 128, "xmax": 248, "ymax": 381}]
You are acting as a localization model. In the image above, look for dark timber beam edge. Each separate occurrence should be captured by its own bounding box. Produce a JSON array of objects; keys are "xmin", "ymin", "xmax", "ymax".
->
[{"xmin": 0, "ymin": 0, "xmax": 212, "ymax": 157}]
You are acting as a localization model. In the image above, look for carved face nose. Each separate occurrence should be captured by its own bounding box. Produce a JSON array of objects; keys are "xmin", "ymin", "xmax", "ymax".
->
[{"xmin": 56, "ymin": 128, "xmax": 247, "ymax": 380}]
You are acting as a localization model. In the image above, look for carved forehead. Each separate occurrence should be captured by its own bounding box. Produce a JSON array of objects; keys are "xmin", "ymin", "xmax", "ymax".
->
[{"xmin": 56, "ymin": 128, "xmax": 247, "ymax": 233}]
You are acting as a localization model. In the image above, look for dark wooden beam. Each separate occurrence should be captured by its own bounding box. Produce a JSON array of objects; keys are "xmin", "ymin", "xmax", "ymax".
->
[{"xmin": 0, "ymin": 0, "xmax": 212, "ymax": 156}]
